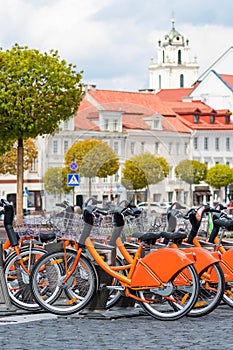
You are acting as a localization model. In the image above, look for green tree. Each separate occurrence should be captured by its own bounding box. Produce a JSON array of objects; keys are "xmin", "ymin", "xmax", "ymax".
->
[
  {"xmin": 121, "ymin": 152, "xmax": 169, "ymax": 207},
  {"xmin": 0, "ymin": 44, "xmax": 83, "ymax": 219},
  {"xmin": 175, "ymin": 160, "xmax": 207, "ymax": 206},
  {"xmin": 0, "ymin": 138, "xmax": 38, "ymax": 174},
  {"xmin": 65, "ymin": 139, "xmax": 119, "ymax": 196},
  {"xmin": 205, "ymin": 164, "xmax": 233, "ymax": 201},
  {"xmin": 43, "ymin": 167, "xmax": 72, "ymax": 201}
]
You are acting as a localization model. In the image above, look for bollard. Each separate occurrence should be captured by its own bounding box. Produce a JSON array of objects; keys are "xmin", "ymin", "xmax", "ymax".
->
[{"xmin": 0, "ymin": 243, "xmax": 13, "ymax": 311}]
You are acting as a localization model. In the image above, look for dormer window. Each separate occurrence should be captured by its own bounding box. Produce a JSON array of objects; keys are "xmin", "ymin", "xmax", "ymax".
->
[
  {"xmin": 151, "ymin": 113, "xmax": 162, "ymax": 130},
  {"xmin": 194, "ymin": 114, "xmax": 199, "ymax": 123},
  {"xmin": 226, "ymin": 115, "xmax": 230, "ymax": 124},
  {"xmin": 99, "ymin": 111, "xmax": 123, "ymax": 132},
  {"xmin": 210, "ymin": 115, "xmax": 215, "ymax": 124}
]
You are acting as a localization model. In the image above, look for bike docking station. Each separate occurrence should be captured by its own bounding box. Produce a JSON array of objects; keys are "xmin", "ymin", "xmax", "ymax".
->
[
  {"xmin": 0, "ymin": 243, "xmax": 17, "ymax": 314},
  {"xmin": 68, "ymin": 241, "xmax": 145, "ymax": 320},
  {"xmin": 73, "ymin": 241, "xmax": 145, "ymax": 320}
]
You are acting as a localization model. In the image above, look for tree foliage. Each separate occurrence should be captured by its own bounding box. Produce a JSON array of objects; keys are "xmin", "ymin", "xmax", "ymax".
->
[
  {"xmin": 43, "ymin": 167, "xmax": 72, "ymax": 198},
  {"xmin": 121, "ymin": 152, "xmax": 169, "ymax": 191},
  {"xmin": 0, "ymin": 44, "xmax": 83, "ymax": 218},
  {"xmin": 65, "ymin": 139, "xmax": 119, "ymax": 178},
  {"xmin": 0, "ymin": 138, "xmax": 38, "ymax": 175},
  {"xmin": 0, "ymin": 44, "xmax": 83, "ymax": 142},
  {"xmin": 175, "ymin": 160, "xmax": 207, "ymax": 185},
  {"xmin": 65, "ymin": 139, "xmax": 119, "ymax": 196},
  {"xmin": 205, "ymin": 164, "xmax": 233, "ymax": 189}
]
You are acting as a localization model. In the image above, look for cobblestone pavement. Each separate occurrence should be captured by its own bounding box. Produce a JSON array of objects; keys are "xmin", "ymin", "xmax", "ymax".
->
[{"xmin": 0, "ymin": 303, "xmax": 232, "ymax": 350}]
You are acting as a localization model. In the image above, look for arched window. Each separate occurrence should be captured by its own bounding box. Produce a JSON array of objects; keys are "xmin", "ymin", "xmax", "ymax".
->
[
  {"xmin": 180, "ymin": 74, "xmax": 184, "ymax": 87},
  {"xmin": 178, "ymin": 50, "xmax": 182, "ymax": 64}
]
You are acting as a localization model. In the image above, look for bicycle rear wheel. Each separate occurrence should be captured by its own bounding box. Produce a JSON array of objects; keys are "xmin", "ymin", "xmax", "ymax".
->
[
  {"xmin": 136, "ymin": 264, "xmax": 199, "ymax": 321},
  {"xmin": 30, "ymin": 249, "xmax": 97, "ymax": 315},
  {"xmin": 4, "ymin": 246, "xmax": 46, "ymax": 311}
]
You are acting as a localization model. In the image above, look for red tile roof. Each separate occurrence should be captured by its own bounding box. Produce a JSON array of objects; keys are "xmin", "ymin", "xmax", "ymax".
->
[
  {"xmin": 219, "ymin": 74, "xmax": 233, "ymax": 89},
  {"xmin": 74, "ymin": 88, "xmax": 232, "ymax": 133},
  {"xmin": 156, "ymin": 88, "xmax": 194, "ymax": 101}
]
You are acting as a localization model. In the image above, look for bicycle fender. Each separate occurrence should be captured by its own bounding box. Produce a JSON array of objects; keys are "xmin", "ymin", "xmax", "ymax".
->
[
  {"xmin": 220, "ymin": 250, "xmax": 233, "ymax": 282},
  {"xmin": 130, "ymin": 247, "xmax": 194, "ymax": 287},
  {"xmin": 182, "ymin": 247, "xmax": 220, "ymax": 274}
]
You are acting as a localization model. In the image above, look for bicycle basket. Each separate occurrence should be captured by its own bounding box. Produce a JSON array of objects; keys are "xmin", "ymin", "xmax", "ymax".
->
[
  {"xmin": 15, "ymin": 216, "xmax": 44, "ymax": 237},
  {"xmin": 49, "ymin": 210, "xmax": 82, "ymax": 240}
]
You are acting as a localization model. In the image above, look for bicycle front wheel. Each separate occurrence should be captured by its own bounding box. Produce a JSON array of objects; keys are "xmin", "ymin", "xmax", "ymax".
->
[
  {"xmin": 188, "ymin": 262, "xmax": 225, "ymax": 317},
  {"xmin": 30, "ymin": 249, "xmax": 97, "ymax": 315},
  {"xmin": 136, "ymin": 264, "xmax": 199, "ymax": 321},
  {"xmin": 4, "ymin": 246, "xmax": 46, "ymax": 311}
]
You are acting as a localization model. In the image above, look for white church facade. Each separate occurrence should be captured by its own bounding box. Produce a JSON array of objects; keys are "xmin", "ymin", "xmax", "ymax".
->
[{"xmin": 148, "ymin": 19, "xmax": 199, "ymax": 91}]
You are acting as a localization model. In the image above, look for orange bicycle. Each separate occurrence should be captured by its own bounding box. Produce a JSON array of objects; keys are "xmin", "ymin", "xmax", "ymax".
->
[
  {"xmin": 0, "ymin": 198, "xmax": 55, "ymax": 311},
  {"xmin": 29, "ymin": 201, "xmax": 200, "ymax": 320}
]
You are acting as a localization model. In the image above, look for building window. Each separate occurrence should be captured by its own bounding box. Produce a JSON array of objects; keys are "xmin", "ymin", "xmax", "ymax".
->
[
  {"xmin": 204, "ymin": 137, "xmax": 208, "ymax": 150},
  {"xmin": 162, "ymin": 51, "xmax": 165, "ymax": 63},
  {"xmin": 194, "ymin": 114, "xmax": 199, "ymax": 123},
  {"xmin": 176, "ymin": 143, "xmax": 180, "ymax": 155},
  {"xmin": 210, "ymin": 115, "xmax": 215, "ymax": 123},
  {"xmin": 184, "ymin": 143, "xmax": 189, "ymax": 154},
  {"xmin": 113, "ymin": 119, "xmax": 118, "ymax": 131},
  {"xmin": 153, "ymin": 119, "xmax": 160, "ymax": 129},
  {"xmin": 64, "ymin": 140, "xmax": 69, "ymax": 154},
  {"xmin": 63, "ymin": 121, "xmax": 69, "ymax": 130},
  {"xmin": 130, "ymin": 142, "xmax": 135, "ymax": 155},
  {"xmin": 226, "ymin": 137, "xmax": 230, "ymax": 151},
  {"xmin": 215, "ymin": 137, "xmax": 219, "ymax": 151},
  {"xmin": 141, "ymin": 142, "xmax": 145, "ymax": 153},
  {"xmin": 113, "ymin": 141, "xmax": 119, "ymax": 154},
  {"xmin": 53, "ymin": 140, "xmax": 58, "ymax": 154},
  {"xmin": 180, "ymin": 74, "xmax": 184, "ymax": 87},
  {"xmin": 178, "ymin": 50, "xmax": 182, "ymax": 64},
  {"xmin": 155, "ymin": 142, "xmax": 159, "ymax": 154},
  {"xmin": 168, "ymin": 142, "xmax": 172, "ymax": 155},
  {"xmin": 194, "ymin": 137, "xmax": 198, "ymax": 150},
  {"xmin": 30, "ymin": 158, "xmax": 37, "ymax": 172},
  {"xmin": 159, "ymin": 75, "xmax": 161, "ymax": 89},
  {"xmin": 104, "ymin": 119, "xmax": 109, "ymax": 130},
  {"xmin": 226, "ymin": 115, "xmax": 230, "ymax": 124}
]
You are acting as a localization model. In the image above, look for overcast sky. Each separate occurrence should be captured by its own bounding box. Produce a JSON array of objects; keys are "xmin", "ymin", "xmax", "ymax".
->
[{"xmin": 0, "ymin": 0, "xmax": 233, "ymax": 91}]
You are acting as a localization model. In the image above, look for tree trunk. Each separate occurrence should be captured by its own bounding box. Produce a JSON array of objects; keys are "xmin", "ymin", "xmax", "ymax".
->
[
  {"xmin": 189, "ymin": 183, "xmax": 193, "ymax": 207},
  {"xmin": 17, "ymin": 138, "xmax": 24, "ymax": 224},
  {"xmin": 88, "ymin": 177, "xmax": 92, "ymax": 197},
  {"xmin": 146, "ymin": 185, "xmax": 151, "ymax": 214}
]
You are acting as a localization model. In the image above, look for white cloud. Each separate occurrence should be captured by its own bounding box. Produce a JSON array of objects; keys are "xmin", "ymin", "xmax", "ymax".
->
[{"xmin": 0, "ymin": 0, "xmax": 232, "ymax": 90}]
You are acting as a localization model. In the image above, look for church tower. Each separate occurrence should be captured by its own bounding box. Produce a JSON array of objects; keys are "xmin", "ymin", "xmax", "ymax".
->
[{"xmin": 149, "ymin": 19, "xmax": 199, "ymax": 91}]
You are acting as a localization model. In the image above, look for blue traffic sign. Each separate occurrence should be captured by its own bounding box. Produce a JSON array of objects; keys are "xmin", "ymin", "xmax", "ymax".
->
[
  {"xmin": 67, "ymin": 174, "xmax": 80, "ymax": 186},
  {"xmin": 70, "ymin": 162, "xmax": 78, "ymax": 171}
]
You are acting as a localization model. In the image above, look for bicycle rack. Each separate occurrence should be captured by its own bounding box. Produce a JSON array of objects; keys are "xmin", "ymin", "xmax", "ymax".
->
[{"xmin": 0, "ymin": 243, "xmax": 14, "ymax": 312}]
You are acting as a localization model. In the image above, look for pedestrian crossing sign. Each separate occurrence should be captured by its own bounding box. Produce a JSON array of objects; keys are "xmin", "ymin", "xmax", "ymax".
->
[{"xmin": 67, "ymin": 174, "xmax": 80, "ymax": 186}]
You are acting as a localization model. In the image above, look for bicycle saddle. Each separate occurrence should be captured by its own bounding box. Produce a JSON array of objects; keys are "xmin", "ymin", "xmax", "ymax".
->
[
  {"xmin": 134, "ymin": 231, "xmax": 162, "ymax": 245},
  {"xmin": 161, "ymin": 229, "xmax": 187, "ymax": 242}
]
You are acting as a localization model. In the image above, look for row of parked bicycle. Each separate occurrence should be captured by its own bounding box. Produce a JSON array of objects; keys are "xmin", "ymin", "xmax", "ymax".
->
[{"xmin": 1, "ymin": 197, "xmax": 233, "ymax": 321}]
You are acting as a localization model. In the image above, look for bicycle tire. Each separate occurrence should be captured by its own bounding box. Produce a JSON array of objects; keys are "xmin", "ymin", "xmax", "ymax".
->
[
  {"xmin": 187, "ymin": 262, "xmax": 225, "ymax": 317},
  {"xmin": 136, "ymin": 264, "xmax": 199, "ymax": 321},
  {"xmin": 222, "ymin": 281, "xmax": 233, "ymax": 307},
  {"xmin": 4, "ymin": 246, "xmax": 47, "ymax": 311},
  {"xmin": 30, "ymin": 249, "xmax": 97, "ymax": 315}
]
